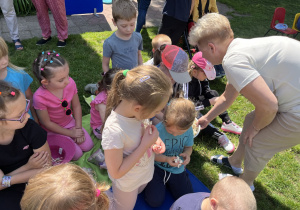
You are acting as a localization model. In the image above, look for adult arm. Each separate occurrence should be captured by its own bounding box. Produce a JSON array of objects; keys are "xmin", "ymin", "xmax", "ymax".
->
[
  {"xmin": 239, "ymin": 76, "xmax": 278, "ymax": 146},
  {"xmin": 138, "ymin": 50, "xmax": 143, "ymax": 66},
  {"xmin": 102, "ymin": 56, "xmax": 110, "ymax": 73}
]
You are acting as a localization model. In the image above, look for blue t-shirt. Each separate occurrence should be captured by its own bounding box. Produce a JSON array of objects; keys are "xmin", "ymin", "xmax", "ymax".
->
[
  {"xmin": 4, "ymin": 67, "xmax": 34, "ymax": 119},
  {"xmin": 103, "ymin": 32, "xmax": 143, "ymax": 70},
  {"xmin": 155, "ymin": 122, "xmax": 194, "ymax": 174}
]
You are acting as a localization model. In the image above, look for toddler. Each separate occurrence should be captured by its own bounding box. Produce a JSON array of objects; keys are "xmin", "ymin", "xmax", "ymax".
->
[
  {"xmin": 188, "ymin": 52, "xmax": 242, "ymax": 135},
  {"xmin": 32, "ymin": 50, "xmax": 93, "ymax": 161},
  {"xmin": 144, "ymin": 98, "xmax": 196, "ymax": 207},
  {"xmin": 0, "ymin": 80, "xmax": 51, "ymax": 210},
  {"xmin": 90, "ymin": 68, "xmax": 121, "ymax": 139},
  {"xmin": 21, "ymin": 163, "xmax": 110, "ymax": 210},
  {"xmin": 101, "ymin": 66, "xmax": 172, "ymax": 210},
  {"xmin": 171, "ymin": 176, "xmax": 257, "ymax": 210},
  {"xmin": 0, "ymin": 37, "xmax": 38, "ymax": 122}
]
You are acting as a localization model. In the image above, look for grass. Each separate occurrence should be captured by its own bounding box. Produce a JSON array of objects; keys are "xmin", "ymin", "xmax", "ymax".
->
[{"xmin": 6, "ymin": 0, "xmax": 300, "ymax": 209}]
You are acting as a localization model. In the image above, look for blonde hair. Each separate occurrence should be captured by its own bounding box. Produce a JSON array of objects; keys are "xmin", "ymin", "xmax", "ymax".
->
[
  {"xmin": 163, "ymin": 98, "xmax": 196, "ymax": 130},
  {"xmin": 187, "ymin": 60, "xmax": 202, "ymax": 77},
  {"xmin": 210, "ymin": 176, "xmax": 257, "ymax": 210},
  {"xmin": 104, "ymin": 65, "xmax": 172, "ymax": 122},
  {"xmin": 152, "ymin": 34, "xmax": 172, "ymax": 51},
  {"xmin": 188, "ymin": 13, "xmax": 234, "ymax": 47},
  {"xmin": 112, "ymin": 0, "xmax": 137, "ymax": 22},
  {"xmin": 0, "ymin": 37, "xmax": 23, "ymax": 71},
  {"xmin": 21, "ymin": 163, "xmax": 110, "ymax": 210}
]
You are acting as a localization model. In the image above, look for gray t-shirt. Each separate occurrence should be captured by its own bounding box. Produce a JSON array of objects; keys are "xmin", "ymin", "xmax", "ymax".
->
[
  {"xmin": 103, "ymin": 32, "xmax": 143, "ymax": 70},
  {"xmin": 170, "ymin": 192, "xmax": 210, "ymax": 210}
]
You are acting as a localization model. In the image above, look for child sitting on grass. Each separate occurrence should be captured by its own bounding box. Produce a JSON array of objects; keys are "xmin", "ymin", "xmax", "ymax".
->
[
  {"xmin": 90, "ymin": 68, "xmax": 121, "ymax": 139},
  {"xmin": 170, "ymin": 176, "xmax": 257, "ymax": 210},
  {"xmin": 144, "ymin": 98, "xmax": 195, "ymax": 207},
  {"xmin": 187, "ymin": 52, "xmax": 242, "ymax": 135}
]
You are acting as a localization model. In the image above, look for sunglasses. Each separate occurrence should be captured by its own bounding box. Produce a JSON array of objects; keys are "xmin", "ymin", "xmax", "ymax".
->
[
  {"xmin": 0, "ymin": 99, "xmax": 30, "ymax": 123},
  {"xmin": 60, "ymin": 99, "xmax": 72, "ymax": 116}
]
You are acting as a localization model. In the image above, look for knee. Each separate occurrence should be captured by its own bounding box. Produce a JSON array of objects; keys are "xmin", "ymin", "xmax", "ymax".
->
[{"xmin": 145, "ymin": 194, "xmax": 164, "ymax": 208}]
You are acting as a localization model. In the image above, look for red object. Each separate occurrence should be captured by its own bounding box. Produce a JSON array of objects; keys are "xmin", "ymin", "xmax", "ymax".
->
[
  {"xmin": 188, "ymin": 21, "xmax": 195, "ymax": 34},
  {"xmin": 264, "ymin": 7, "xmax": 298, "ymax": 36}
]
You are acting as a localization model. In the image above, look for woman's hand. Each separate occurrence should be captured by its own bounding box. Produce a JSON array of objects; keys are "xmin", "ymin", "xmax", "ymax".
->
[
  {"xmin": 242, "ymin": 124, "xmax": 259, "ymax": 147},
  {"xmin": 197, "ymin": 115, "xmax": 210, "ymax": 129},
  {"xmin": 27, "ymin": 152, "xmax": 49, "ymax": 169}
]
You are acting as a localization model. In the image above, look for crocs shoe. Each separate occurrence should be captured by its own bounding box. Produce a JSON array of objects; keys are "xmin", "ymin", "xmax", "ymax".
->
[
  {"xmin": 211, "ymin": 155, "xmax": 243, "ymax": 175},
  {"xmin": 218, "ymin": 135, "xmax": 235, "ymax": 153},
  {"xmin": 84, "ymin": 83, "xmax": 98, "ymax": 95},
  {"xmin": 221, "ymin": 121, "xmax": 242, "ymax": 135}
]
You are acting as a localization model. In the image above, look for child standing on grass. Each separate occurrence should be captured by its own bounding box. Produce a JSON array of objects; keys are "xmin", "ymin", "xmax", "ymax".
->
[
  {"xmin": 0, "ymin": 37, "xmax": 38, "ymax": 123},
  {"xmin": 102, "ymin": 0, "xmax": 143, "ymax": 73},
  {"xmin": 90, "ymin": 68, "xmax": 121, "ymax": 139},
  {"xmin": 144, "ymin": 98, "xmax": 195, "ymax": 208},
  {"xmin": 101, "ymin": 66, "xmax": 172, "ymax": 210},
  {"xmin": 188, "ymin": 52, "xmax": 242, "ymax": 135},
  {"xmin": 32, "ymin": 51, "xmax": 93, "ymax": 161},
  {"xmin": 21, "ymin": 163, "xmax": 110, "ymax": 210},
  {"xmin": 0, "ymin": 81, "xmax": 51, "ymax": 210}
]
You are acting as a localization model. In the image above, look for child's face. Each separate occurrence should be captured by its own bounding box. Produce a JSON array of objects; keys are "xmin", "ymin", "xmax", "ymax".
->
[
  {"xmin": 165, "ymin": 125, "xmax": 189, "ymax": 136},
  {"xmin": 192, "ymin": 68, "xmax": 207, "ymax": 81},
  {"xmin": 113, "ymin": 18, "xmax": 136, "ymax": 38},
  {"xmin": 138, "ymin": 97, "xmax": 169, "ymax": 120},
  {"xmin": 43, "ymin": 64, "xmax": 70, "ymax": 90},
  {"xmin": 0, "ymin": 55, "xmax": 9, "ymax": 71}
]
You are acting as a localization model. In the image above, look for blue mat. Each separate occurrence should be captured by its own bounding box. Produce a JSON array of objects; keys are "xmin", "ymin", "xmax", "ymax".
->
[
  {"xmin": 134, "ymin": 169, "xmax": 210, "ymax": 210},
  {"xmin": 65, "ymin": 0, "xmax": 103, "ymax": 15}
]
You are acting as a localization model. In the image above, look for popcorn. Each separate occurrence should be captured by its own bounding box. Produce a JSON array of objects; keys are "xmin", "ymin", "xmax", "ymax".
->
[
  {"xmin": 192, "ymin": 118, "xmax": 201, "ymax": 138},
  {"xmin": 174, "ymin": 156, "xmax": 183, "ymax": 168},
  {"xmin": 144, "ymin": 119, "xmax": 152, "ymax": 134}
]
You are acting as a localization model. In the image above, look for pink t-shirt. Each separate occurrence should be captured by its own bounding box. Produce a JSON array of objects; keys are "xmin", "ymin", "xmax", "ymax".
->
[
  {"xmin": 33, "ymin": 77, "xmax": 77, "ymax": 128},
  {"xmin": 90, "ymin": 90, "xmax": 107, "ymax": 129}
]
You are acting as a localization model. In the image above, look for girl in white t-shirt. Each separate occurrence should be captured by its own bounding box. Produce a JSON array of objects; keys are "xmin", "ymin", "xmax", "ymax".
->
[{"xmin": 101, "ymin": 65, "xmax": 172, "ymax": 210}]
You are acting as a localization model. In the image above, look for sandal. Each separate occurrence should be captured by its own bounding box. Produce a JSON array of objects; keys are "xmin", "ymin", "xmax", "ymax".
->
[
  {"xmin": 12, "ymin": 39, "xmax": 23, "ymax": 50},
  {"xmin": 210, "ymin": 155, "xmax": 243, "ymax": 175}
]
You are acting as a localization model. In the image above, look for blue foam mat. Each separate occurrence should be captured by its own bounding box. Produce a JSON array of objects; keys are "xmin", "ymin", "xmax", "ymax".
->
[{"xmin": 133, "ymin": 169, "xmax": 210, "ymax": 210}]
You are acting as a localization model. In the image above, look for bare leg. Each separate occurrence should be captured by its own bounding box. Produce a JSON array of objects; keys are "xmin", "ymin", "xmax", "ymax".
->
[{"xmin": 239, "ymin": 169, "xmax": 260, "ymax": 186}]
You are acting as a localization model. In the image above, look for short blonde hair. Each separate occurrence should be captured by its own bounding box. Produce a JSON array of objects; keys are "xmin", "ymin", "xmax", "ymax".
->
[
  {"xmin": 112, "ymin": 0, "xmax": 137, "ymax": 22},
  {"xmin": 152, "ymin": 34, "xmax": 172, "ymax": 50},
  {"xmin": 0, "ymin": 37, "xmax": 23, "ymax": 71},
  {"xmin": 21, "ymin": 163, "xmax": 110, "ymax": 210},
  {"xmin": 210, "ymin": 176, "xmax": 257, "ymax": 210},
  {"xmin": 189, "ymin": 13, "xmax": 234, "ymax": 47},
  {"xmin": 164, "ymin": 98, "xmax": 196, "ymax": 130}
]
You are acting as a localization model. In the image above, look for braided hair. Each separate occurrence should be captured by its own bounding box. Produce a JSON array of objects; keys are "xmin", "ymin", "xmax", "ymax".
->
[{"xmin": 32, "ymin": 50, "xmax": 67, "ymax": 84}]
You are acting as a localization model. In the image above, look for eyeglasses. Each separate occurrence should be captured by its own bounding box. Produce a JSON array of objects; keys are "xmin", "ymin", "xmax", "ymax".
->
[
  {"xmin": 0, "ymin": 99, "xmax": 30, "ymax": 123},
  {"xmin": 60, "ymin": 99, "xmax": 72, "ymax": 116}
]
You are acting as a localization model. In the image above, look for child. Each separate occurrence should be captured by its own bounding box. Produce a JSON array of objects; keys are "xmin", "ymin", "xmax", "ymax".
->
[
  {"xmin": 0, "ymin": 37, "xmax": 38, "ymax": 123},
  {"xmin": 170, "ymin": 176, "xmax": 257, "ymax": 210},
  {"xmin": 101, "ymin": 66, "xmax": 172, "ymax": 210},
  {"xmin": 90, "ymin": 68, "xmax": 121, "ymax": 139},
  {"xmin": 154, "ymin": 45, "xmax": 235, "ymax": 153},
  {"xmin": 144, "ymin": 98, "xmax": 195, "ymax": 207},
  {"xmin": 143, "ymin": 34, "xmax": 172, "ymax": 66},
  {"xmin": 0, "ymin": 80, "xmax": 51, "ymax": 210},
  {"xmin": 188, "ymin": 51, "xmax": 242, "ymax": 135},
  {"xmin": 32, "ymin": 50, "xmax": 93, "ymax": 161},
  {"xmin": 21, "ymin": 163, "xmax": 110, "ymax": 210},
  {"xmin": 31, "ymin": 0, "xmax": 68, "ymax": 47},
  {"xmin": 102, "ymin": 0, "xmax": 143, "ymax": 73}
]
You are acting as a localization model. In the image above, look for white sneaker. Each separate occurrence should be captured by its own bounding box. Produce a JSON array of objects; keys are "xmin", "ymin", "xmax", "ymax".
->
[
  {"xmin": 218, "ymin": 135, "xmax": 235, "ymax": 153},
  {"xmin": 221, "ymin": 121, "xmax": 242, "ymax": 135}
]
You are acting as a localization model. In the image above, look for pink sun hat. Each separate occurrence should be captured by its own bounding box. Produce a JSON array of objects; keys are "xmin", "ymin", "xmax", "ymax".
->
[
  {"xmin": 192, "ymin": 52, "xmax": 216, "ymax": 80},
  {"xmin": 47, "ymin": 134, "xmax": 76, "ymax": 165}
]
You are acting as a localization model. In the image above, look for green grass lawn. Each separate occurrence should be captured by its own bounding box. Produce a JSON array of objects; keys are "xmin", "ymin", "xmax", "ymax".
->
[{"xmin": 6, "ymin": 0, "xmax": 300, "ymax": 209}]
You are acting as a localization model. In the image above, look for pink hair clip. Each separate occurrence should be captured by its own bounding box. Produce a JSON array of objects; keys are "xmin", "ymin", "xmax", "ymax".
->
[
  {"xmin": 96, "ymin": 189, "xmax": 101, "ymax": 197},
  {"xmin": 56, "ymin": 54, "xmax": 59, "ymax": 57},
  {"xmin": 41, "ymin": 68, "xmax": 44, "ymax": 71},
  {"xmin": 191, "ymin": 65, "xmax": 195, "ymax": 69},
  {"xmin": 48, "ymin": 52, "xmax": 50, "ymax": 55},
  {"xmin": 10, "ymin": 91, "xmax": 15, "ymax": 96}
]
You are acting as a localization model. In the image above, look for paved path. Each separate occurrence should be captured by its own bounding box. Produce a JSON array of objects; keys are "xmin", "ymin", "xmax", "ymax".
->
[{"xmin": 0, "ymin": 1, "xmax": 232, "ymax": 42}]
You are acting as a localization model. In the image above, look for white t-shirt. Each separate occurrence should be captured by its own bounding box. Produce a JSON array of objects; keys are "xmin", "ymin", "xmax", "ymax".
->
[
  {"xmin": 101, "ymin": 110, "xmax": 154, "ymax": 192},
  {"xmin": 223, "ymin": 36, "xmax": 300, "ymax": 116}
]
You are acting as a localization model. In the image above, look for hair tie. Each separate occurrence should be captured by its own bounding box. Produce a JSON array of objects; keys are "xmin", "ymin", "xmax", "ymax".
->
[
  {"xmin": 56, "ymin": 54, "xmax": 59, "ymax": 57},
  {"xmin": 0, "ymin": 92, "xmax": 2, "ymax": 95},
  {"xmin": 10, "ymin": 91, "xmax": 15, "ymax": 96},
  {"xmin": 191, "ymin": 65, "xmax": 195, "ymax": 69},
  {"xmin": 42, "ymin": 51, "xmax": 44, "ymax": 55},
  {"xmin": 47, "ymin": 52, "xmax": 50, "ymax": 55},
  {"xmin": 96, "ymin": 189, "xmax": 101, "ymax": 197},
  {"xmin": 44, "ymin": 59, "xmax": 47, "ymax": 61},
  {"xmin": 123, "ymin": 69, "xmax": 129, "ymax": 77},
  {"xmin": 50, "ymin": 60, "xmax": 53, "ymax": 63},
  {"xmin": 139, "ymin": 75, "xmax": 150, "ymax": 83}
]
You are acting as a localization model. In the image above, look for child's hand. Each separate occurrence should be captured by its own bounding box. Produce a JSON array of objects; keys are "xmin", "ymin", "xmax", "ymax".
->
[
  {"xmin": 75, "ymin": 136, "xmax": 86, "ymax": 144},
  {"xmin": 179, "ymin": 152, "xmax": 191, "ymax": 166},
  {"xmin": 152, "ymin": 137, "xmax": 166, "ymax": 154},
  {"xmin": 27, "ymin": 151, "xmax": 49, "ymax": 169},
  {"xmin": 70, "ymin": 127, "xmax": 84, "ymax": 138},
  {"xmin": 141, "ymin": 125, "xmax": 159, "ymax": 149},
  {"xmin": 166, "ymin": 156, "xmax": 180, "ymax": 167}
]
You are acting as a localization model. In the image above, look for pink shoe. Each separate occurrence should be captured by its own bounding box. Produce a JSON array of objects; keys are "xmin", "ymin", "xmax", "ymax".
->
[
  {"xmin": 218, "ymin": 135, "xmax": 235, "ymax": 153},
  {"xmin": 221, "ymin": 121, "xmax": 242, "ymax": 135}
]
